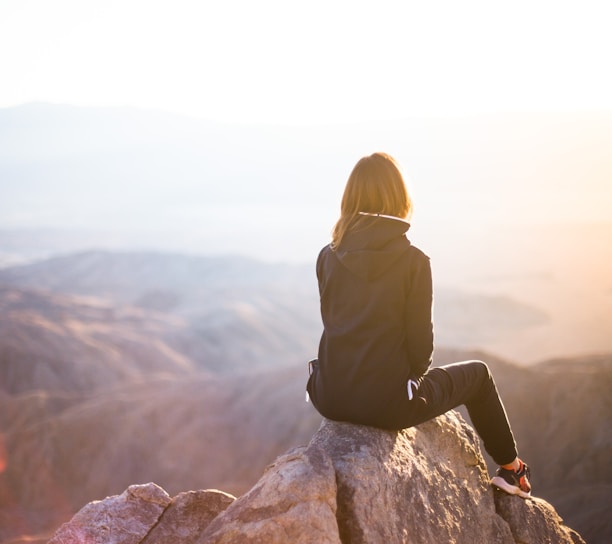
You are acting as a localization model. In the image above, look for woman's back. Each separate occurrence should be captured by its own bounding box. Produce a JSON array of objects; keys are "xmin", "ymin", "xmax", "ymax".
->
[{"xmin": 309, "ymin": 213, "xmax": 433, "ymax": 428}]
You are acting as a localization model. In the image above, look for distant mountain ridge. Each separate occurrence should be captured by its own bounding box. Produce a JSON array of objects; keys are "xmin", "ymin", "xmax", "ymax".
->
[
  {"xmin": 0, "ymin": 285, "xmax": 204, "ymax": 394},
  {"xmin": 0, "ymin": 250, "xmax": 311, "ymax": 298},
  {"xmin": 0, "ymin": 249, "xmax": 549, "ymax": 367}
]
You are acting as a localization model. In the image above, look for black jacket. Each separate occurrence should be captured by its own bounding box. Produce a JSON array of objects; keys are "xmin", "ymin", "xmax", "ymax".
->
[{"xmin": 307, "ymin": 214, "xmax": 433, "ymax": 428}]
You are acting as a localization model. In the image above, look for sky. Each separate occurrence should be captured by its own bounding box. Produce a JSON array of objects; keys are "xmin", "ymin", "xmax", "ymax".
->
[
  {"xmin": 0, "ymin": 0, "xmax": 611, "ymax": 265},
  {"xmin": 1, "ymin": 0, "xmax": 611, "ymax": 124}
]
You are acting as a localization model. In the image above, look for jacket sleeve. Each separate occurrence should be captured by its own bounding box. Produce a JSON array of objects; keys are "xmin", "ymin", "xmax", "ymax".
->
[{"xmin": 404, "ymin": 251, "xmax": 434, "ymax": 379}]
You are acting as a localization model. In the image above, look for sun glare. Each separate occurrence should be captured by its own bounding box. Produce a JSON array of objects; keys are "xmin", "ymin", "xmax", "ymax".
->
[{"xmin": 0, "ymin": 435, "xmax": 6, "ymax": 474}]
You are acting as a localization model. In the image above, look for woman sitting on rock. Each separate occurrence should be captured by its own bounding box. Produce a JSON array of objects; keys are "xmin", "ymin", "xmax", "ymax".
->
[{"xmin": 306, "ymin": 152, "xmax": 531, "ymax": 498}]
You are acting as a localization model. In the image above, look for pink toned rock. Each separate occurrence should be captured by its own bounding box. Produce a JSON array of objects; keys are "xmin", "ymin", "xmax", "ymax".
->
[
  {"xmin": 48, "ymin": 483, "xmax": 171, "ymax": 544},
  {"xmin": 494, "ymin": 492, "xmax": 586, "ymax": 544},
  {"xmin": 198, "ymin": 445, "xmax": 341, "ymax": 544},
  {"xmin": 141, "ymin": 489, "xmax": 235, "ymax": 544}
]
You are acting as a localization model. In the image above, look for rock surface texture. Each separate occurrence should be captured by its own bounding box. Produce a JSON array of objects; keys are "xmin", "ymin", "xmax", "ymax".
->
[{"xmin": 48, "ymin": 412, "xmax": 585, "ymax": 544}]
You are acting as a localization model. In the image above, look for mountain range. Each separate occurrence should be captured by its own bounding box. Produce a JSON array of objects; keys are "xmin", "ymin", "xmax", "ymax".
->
[{"xmin": 0, "ymin": 250, "xmax": 555, "ymax": 372}]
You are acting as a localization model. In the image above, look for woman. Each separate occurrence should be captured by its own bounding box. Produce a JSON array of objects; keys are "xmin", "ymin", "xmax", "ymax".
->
[{"xmin": 306, "ymin": 152, "xmax": 531, "ymax": 498}]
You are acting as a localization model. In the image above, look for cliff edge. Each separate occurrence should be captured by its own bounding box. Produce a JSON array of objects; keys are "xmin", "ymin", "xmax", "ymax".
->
[{"xmin": 48, "ymin": 411, "xmax": 585, "ymax": 544}]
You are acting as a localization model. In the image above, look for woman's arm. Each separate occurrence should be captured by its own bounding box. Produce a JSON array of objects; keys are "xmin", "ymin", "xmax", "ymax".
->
[{"xmin": 404, "ymin": 252, "xmax": 434, "ymax": 379}]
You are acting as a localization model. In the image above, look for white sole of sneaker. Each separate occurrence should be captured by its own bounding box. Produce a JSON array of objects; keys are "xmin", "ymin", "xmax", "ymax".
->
[{"xmin": 490, "ymin": 476, "xmax": 531, "ymax": 499}]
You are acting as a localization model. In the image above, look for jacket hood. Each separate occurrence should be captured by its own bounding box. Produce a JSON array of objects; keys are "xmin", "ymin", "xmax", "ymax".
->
[{"xmin": 335, "ymin": 214, "xmax": 411, "ymax": 280}]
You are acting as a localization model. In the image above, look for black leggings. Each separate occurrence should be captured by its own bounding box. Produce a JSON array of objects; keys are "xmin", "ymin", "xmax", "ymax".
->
[{"xmin": 391, "ymin": 360, "xmax": 518, "ymax": 466}]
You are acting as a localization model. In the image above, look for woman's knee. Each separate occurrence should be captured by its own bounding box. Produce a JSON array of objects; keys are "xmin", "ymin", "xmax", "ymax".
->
[
  {"xmin": 469, "ymin": 360, "xmax": 499, "ymax": 396},
  {"xmin": 471, "ymin": 360, "xmax": 492, "ymax": 378},
  {"xmin": 446, "ymin": 359, "xmax": 492, "ymax": 381},
  {"xmin": 453, "ymin": 360, "xmax": 495, "ymax": 393}
]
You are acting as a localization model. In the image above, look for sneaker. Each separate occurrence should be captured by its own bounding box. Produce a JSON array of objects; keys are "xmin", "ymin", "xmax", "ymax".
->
[{"xmin": 490, "ymin": 460, "xmax": 532, "ymax": 498}]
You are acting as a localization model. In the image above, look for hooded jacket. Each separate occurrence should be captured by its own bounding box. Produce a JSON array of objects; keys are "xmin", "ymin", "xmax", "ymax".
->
[{"xmin": 307, "ymin": 213, "xmax": 433, "ymax": 428}]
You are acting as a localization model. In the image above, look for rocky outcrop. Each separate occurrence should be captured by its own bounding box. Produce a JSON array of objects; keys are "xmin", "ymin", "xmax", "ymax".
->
[
  {"xmin": 47, "ymin": 484, "xmax": 235, "ymax": 544},
  {"xmin": 494, "ymin": 493, "xmax": 585, "ymax": 544},
  {"xmin": 142, "ymin": 489, "xmax": 236, "ymax": 544},
  {"xmin": 47, "ymin": 483, "xmax": 172, "ymax": 544},
  {"xmin": 47, "ymin": 411, "xmax": 585, "ymax": 544}
]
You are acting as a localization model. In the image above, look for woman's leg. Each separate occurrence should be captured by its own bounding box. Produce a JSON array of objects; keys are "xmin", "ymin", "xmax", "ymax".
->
[
  {"xmin": 398, "ymin": 360, "xmax": 519, "ymax": 465},
  {"xmin": 390, "ymin": 360, "xmax": 531, "ymax": 495}
]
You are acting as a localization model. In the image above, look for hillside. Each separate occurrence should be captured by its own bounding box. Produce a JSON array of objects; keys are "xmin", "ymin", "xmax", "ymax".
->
[
  {"xmin": 5, "ymin": 354, "xmax": 612, "ymax": 543},
  {"xmin": 2, "ymin": 346, "xmax": 609, "ymax": 542},
  {"xmin": 0, "ymin": 252, "xmax": 321, "ymax": 374},
  {"xmin": 0, "ymin": 286, "xmax": 208, "ymax": 395},
  {"xmin": 0, "ymin": 250, "xmax": 553, "ymax": 370}
]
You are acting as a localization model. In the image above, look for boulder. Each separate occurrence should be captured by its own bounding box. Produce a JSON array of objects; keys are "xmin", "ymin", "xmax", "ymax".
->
[
  {"xmin": 494, "ymin": 492, "xmax": 586, "ymax": 544},
  {"xmin": 310, "ymin": 414, "xmax": 510, "ymax": 544},
  {"xmin": 199, "ymin": 412, "xmax": 512, "ymax": 544},
  {"xmin": 142, "ymin": 490, "xmax": 236, "ymax": 544},
  {"xmin": 199, "ymin": 444, "xmax": 341, "ymax": 544},
  {"xmin": 47, "ymin": 412, "xmax": 586, "ymax": 544},
  {"xmin": 48, "ymin": 483, "xmax": 172, "ymax": 544}
]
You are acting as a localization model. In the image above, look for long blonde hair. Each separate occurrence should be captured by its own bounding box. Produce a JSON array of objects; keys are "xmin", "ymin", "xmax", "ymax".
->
[{"xmin": 331, "ymin": 152, "xmax": 412, "ymax": 249}]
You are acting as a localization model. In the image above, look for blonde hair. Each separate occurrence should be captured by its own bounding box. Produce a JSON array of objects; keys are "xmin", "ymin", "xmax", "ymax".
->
[{"xmin": 331, "ymin": 152, "xmax": 412, "ymax": 249}]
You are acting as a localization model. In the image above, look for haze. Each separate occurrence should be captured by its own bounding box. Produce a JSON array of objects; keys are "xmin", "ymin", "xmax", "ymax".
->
[
  {"xmin": 0, "ymin": 0, "xmax": 611, "ymax": 362},
  {"xmin": 1, "ymin": 1, "xmax": 611, "ymax": 123}
]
